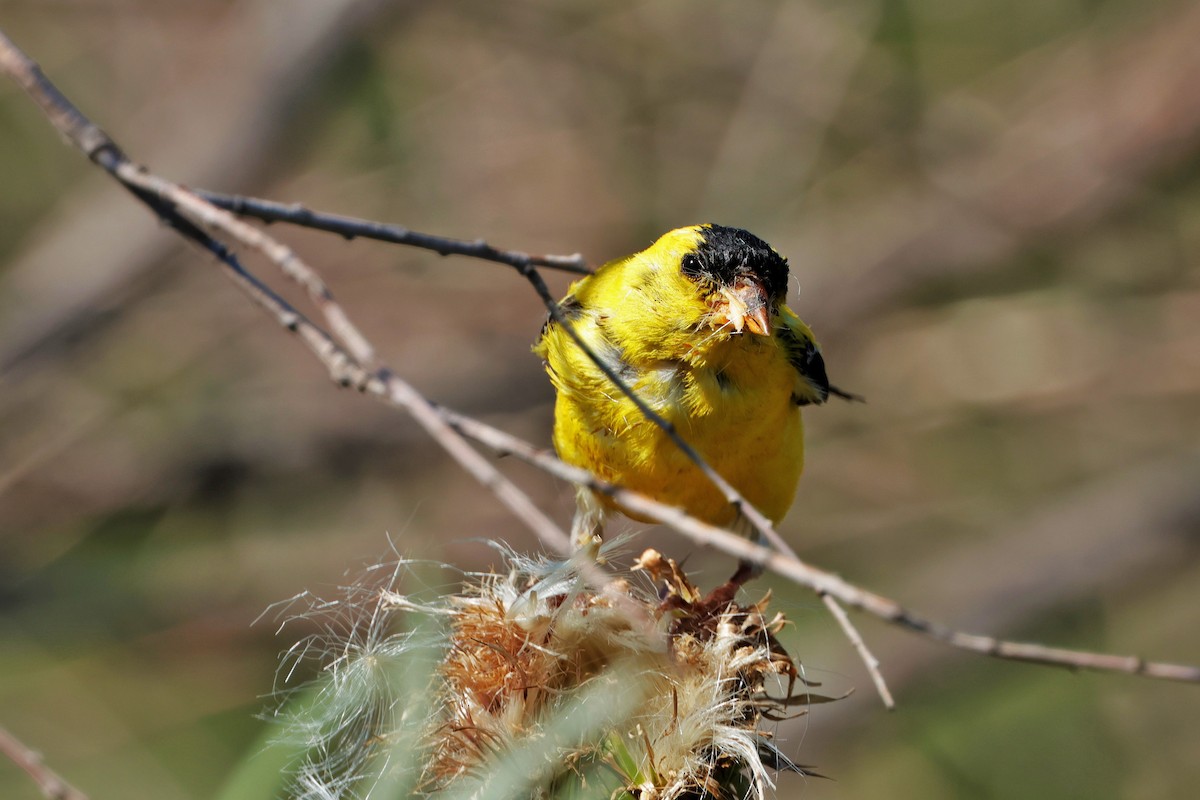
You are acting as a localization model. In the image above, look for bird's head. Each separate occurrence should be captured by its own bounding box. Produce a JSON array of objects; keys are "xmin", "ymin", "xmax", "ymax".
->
[{"xmin": 669, "ymin": 224, "xmax": 789, "ymax": 337}]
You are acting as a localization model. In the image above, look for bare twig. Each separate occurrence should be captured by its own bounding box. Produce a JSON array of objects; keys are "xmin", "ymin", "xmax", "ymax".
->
[
  {"xmin": 820, "ymin": 593, "xmax": 894, "ymax": 709},
  {"xmin": 435, "ymin": 407, "xmax": 1200, "ymax": 684},
  {"xmin": 137, "ymin": 172, "xmax": 378, "ymax": 367},
  {"xmin": 195, "ymin": 191, "xmax": 591, "ymax": 275},
  {"xmin": 4, "ymin": 27, "xmax": 1198, "ymax": 689},
  {"xmin": 0, "ymin": 725, "xmax": 88, "ymax": 800}
]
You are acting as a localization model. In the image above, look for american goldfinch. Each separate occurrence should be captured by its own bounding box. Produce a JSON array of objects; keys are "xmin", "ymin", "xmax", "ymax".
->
[{"xmin": 535, "ymin": 224, "xmax": 851, "ymax": 554}]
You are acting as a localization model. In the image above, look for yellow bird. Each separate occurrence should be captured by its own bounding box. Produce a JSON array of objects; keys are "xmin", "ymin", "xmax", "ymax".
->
[{"xmin": 535, "ymin": 224, "xmax": 852, "ymax": 565}]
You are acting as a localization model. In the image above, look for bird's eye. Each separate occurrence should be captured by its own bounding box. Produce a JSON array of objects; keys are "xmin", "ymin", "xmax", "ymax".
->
[{"xmin": 681, "ymin": 253, "xmax": 701, "ymax": 277}]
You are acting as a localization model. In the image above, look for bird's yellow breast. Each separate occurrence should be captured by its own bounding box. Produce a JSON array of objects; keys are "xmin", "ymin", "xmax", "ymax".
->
[{"xmin": 551, "ymin": 341, "xmax": 804, "ymax": 527}]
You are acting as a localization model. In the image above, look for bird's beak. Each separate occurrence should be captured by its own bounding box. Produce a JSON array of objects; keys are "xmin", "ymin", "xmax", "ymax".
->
[{"xmin": 714, "ymin": 278, "xmax": 771, "ymax": 336}]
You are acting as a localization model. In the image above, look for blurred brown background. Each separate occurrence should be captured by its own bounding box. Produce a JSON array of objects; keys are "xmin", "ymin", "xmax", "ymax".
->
[{"xmin": 2, "ymin": 1, "xmax": 1199, "ymax": 798}]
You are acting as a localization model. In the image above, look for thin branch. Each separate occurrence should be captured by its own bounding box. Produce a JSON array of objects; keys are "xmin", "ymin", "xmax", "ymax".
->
[
  {"xmin": 195, "ymin": 191, "xmax": 591, "ymax": 275},
  {"xmin": 821, "ymin": 593, "xmax": 894, "ymax": 709},
  {"xmin": 0, "ymin": 725, "xmax": 88, "ymax": 800},
  {"xmin": 4, "ymin": 27, "xmax": 1198, "ymax": 688},
  {"xmin": 435, "ymin": 407, "xmax": 1200, "ymax": 684},
  {"xmin": 137, "ymin": 172, "xmax": 379, "ymax": 368}
]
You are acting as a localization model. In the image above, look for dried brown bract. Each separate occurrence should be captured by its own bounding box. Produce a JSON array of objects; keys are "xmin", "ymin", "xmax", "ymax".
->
[
  {"xmin": 277, "ymin": 546, "xmax": 830, "ymax": 799},
  {"xmin": 419, "ymin": 548, "xmax": 826, "ymax": 798}
]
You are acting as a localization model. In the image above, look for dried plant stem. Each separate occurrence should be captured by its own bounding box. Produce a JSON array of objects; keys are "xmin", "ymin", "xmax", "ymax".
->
[
  {"xmin": 3, "ymin": 28, "xmax": 1197, "ymax": 693},
  {"xmin": 0, "ymin": 725, "xmax": 88, "ymax": 800}
]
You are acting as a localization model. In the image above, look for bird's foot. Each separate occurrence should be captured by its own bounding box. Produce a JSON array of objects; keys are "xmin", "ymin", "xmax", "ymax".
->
[
  {"xmin": 726, "ymin": 558, "xmax": 760, "ymax": 588},
  {"xmin": 570, "ymin": 489, "xmax": 607, "ymax": 553}
]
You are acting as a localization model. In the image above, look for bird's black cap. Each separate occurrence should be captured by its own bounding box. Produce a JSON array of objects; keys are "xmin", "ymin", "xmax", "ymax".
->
[{"xmin": 680, "ymin": 224, "xmax": 789, "ymax": 302}]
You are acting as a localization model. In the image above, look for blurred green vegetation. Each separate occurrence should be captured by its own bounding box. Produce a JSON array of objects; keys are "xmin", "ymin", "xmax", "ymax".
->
[{"xmin": 2, "ymin": 0, "xmax": 1198, "ymax": 798}]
